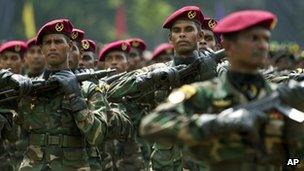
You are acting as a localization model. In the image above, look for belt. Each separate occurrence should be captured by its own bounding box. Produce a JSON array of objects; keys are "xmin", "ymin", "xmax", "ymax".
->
[{"xmin": 29, "ymin": 133, "xmax": 84, "ymax": 148}]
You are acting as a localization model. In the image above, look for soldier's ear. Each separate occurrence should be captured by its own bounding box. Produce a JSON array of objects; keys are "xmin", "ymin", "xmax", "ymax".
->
[
  {"xmin": 198, "ymin": 30, "xmax": 204, "ymax": 42},
  {"xmin": 68, "ymin": 40, "xmax": 73, "ymax": 51},
  {"xmin": 168, "ymin": 33, "xmax": 172, "ymax": 43}
]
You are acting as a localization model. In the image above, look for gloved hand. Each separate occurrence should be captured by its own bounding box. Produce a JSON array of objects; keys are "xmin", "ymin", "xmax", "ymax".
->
[
  {"xmin": 50, "ymin": 70, "xmax": 87, "ymax": 111},
  {"xmin": 216, "ymin": 108, "xmax": 268, "ymax": 134},
  {"xmin": 289, "ymin": 73, "xmax": 304, "ymax": 82},
  {"xmin": 277, "ymin": 80, "xmax": 304, "ymax": 111},
  {"xmin": 50, "ymin": 70, "xmax": 81, "ymax": 95},
  {"xmin": 9, "ymin": 74, "xmax": 33, "ymax": 96},
  {"xmin": 0, "ymin": 69, "xmax": 33, "ymax": 96},
  {"xmin": 193, "ymin": 50, "xmax": 218, "ymax": 81},
  {"xmin": 198, "ymin": 109, "xmax": 268, "ymax": 139},
  {"xmin": 141, "ymin": 65, "xmax": 185, "ymax": 89}
]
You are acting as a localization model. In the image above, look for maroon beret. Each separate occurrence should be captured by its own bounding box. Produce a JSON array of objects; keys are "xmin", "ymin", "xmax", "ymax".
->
[
  {"xmin": 0, "ymin": 41, "xmax": 27, "ymax": 55},
  {"xmin": 126, "ymin": 38, "xmax": 147, "ymax": 51},
  {"xmin": 152, "ymin": 43, "xmax": 174, "ymax": 60},
  {"xmin": 202, "ymin": 18, "xmax": 218, "ymax": 30},
  {"xmin": 202, "ymin": 18, "xmax": 222, "ymax": 44},
  {"xmin": 26, "ymin": 37, "xmax": 37, "ymax": 48},
  {"xmin": 81, "ymin": 39, "xmax": 96, "ymax": 53},
  {"xmin": 214, "ymin": 10, "xmax": 277, "ymax": 34},
  {"xmin": 71, "ymin": 28, "xmax": 85, "ymax": 43},
  {"xmin": 98, "ymin": 40, "xmax": 130, "ymax": 61},
  {"xmin": 36, "ymin": 19, "xmax": 74, "ymax": 45},
  {"xmin": 163, "ymin": 6, "xmax": 204, "ymax": 29}
]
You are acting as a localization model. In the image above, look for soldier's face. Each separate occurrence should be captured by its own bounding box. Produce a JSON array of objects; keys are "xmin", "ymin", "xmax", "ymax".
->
[
  {"xmin": 25, "ymin": 45, "xmax": 46, "ymax": 73},
  {"xmin": 225, "ymin": 27, "xmax": 271, "ymax": 70},
  {"xmin": 41, "ymin": 34, "xmax": 71, "ymax": 68},
  {"xmin": 0, "ymin": 51, "xmax": 23, "ymax": 74},
  {"xmin": 104, "ymin": 51, "xmax": 128, "ymax": 73},
  {"xmin": 128, "ymin": 47, "xmax": 142, "ymax": 70},
  {"xmin": 199, "ymin": 29, "xmax": 217, "ymax": 51},
  {"xmin": 68, "ymin": 42, "xmax": 80, "ymax": 69},
  {"xmin": 79, "ymin": 51, "xmax": 95, "ymax": 69},
  {"xmin": 169, "ymin": 20, "xmax": 202, "ymax": 56}
]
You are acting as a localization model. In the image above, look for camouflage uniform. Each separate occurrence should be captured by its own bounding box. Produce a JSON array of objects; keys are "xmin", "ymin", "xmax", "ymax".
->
[
  {"xmin": 108, "ymin": 51, "xmax": 221, "ymax": 171},
  {"xmin": 0, "ymin": 108, "xmax": 19, "ymax": 171},
  {"xmin": 3, "ymin": 70, "xmax": 109, "ymax": 171},
  {"xmin": 79, "ymin": 73, "xmax": 134, "ymax": 171},
  {"xmin": 98, "ymin": 80, "xmax": 134, "ymax": 171},
  {"xmin": 140, "ymin": 71, "xmax": 304, "ymax": 171},
  {"xmin": 114, "ymin": 102, "xmax": 147, "ymax": 171},
  {"xmin": 0, "ymin": 69, "xmax": 26, "ymax": 171}
]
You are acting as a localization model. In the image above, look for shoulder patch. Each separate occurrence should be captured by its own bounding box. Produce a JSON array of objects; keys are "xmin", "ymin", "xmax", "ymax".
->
[
  {"xmin": 296, "ymin": 68, "xmax": 304, "ymax": 74},
  {"xmin": 168, "ymin": 85, "xmax": 197, "ymax": 104},
  {"xmin": 212, "ymin": 99, "xmax": 232, "ymax": 108}
]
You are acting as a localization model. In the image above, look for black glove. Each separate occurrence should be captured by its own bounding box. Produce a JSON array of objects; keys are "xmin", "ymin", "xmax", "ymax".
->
[
  {"xmin": 10, "ymin": 74, "xmax": 33, "ymax": 96},
  {"xmin": 277, "ymin": 80, "xmax": 304, "ymax": 111},
  {"xmin": 139, "ymin": 65, "xmax": 185, "ymax": 91},
  {"xmin": 216, "ymin": 109, "xmax": 268, "ymax": 134},
  {"xmin": 50, "ymin": 70, "xmax": 87, "ymax": 111},
  {"xmin": 0, "ymin": 69, "xmax": 33, "ymax": 96},
  {"xmin": 289, "ymin": 73, "xmax": 304, "ymax": 82},
  {"xmin": 198, "ymin": 109, "xmax": 268, "ymax": 139},
  {"xmin": 193, "ymin": 50, "xmax": 218, "ymax": 81},
  {"xmin": 50, "ymin": 70, "xmax": 81, "ymax": 95}
]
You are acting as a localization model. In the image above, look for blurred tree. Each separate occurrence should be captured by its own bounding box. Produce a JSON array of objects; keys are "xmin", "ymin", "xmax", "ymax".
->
[{"xmin": 0, "ymin": 0, "xmax": 303, "ymax": 49}]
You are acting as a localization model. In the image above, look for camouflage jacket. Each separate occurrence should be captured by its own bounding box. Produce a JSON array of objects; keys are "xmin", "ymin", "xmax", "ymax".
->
[
  {"xmin": 107, "ymin": 52, "xmax": 225, "ymax": 107},
  {"xmin": 3, "ymin": 71, "xmax": 109, "ymax": 169},
  {"xmin": 140, "ymin": 71, "xmax": 304, "ymax": 170}
]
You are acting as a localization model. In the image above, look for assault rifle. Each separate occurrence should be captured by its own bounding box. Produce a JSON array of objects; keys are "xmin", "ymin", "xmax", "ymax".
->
[{"xmin": 0, "ymin": 69, "xmax": 115, "ymax": 103}]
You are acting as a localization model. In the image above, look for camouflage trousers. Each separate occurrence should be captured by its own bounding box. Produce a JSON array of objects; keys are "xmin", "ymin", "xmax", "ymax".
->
[
  {"xmin": 149, "ymin": 143, "xmax": 183, "ymax": 171},
  {"xmin": 19, "ymin": 146, "xmax": 90, "ymax": 171},
  {"xmin": 0, "ymin": 153, "xmax": 15, "ymax": 171},
  {"xmin": 115, "ymin": 140, "xmax": 146, "ymax": 171}
]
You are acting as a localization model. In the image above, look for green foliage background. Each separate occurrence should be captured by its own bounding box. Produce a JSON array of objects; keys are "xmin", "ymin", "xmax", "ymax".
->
[{"xmin": 0, "ymin": 0, "xmax": 303, "ymax": 49}]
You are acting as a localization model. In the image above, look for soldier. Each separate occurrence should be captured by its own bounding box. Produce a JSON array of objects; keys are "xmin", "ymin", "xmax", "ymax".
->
[
  {"xmin": 199, "ymin": 18, "xmax": 222, "ymax": 52},
  {"xmin": 0, "ymin": 70, "xmax": 28, "ymax": 171},
  {"xmin": 145, "ymin": 6, "xmax": 205, "ymax": 171},
  {"xmin": 0, "ymin": 41, "xmax": 27, "ymax": 74},
  {"xmin": 79, "ymin": 39, "xmax": 97, "ymax": 69},
  {"xmin": 9, "ymin": 19, "xmax": 110, "ymax": 170},
  {"xmin": 0, "ymin": 41, "xmax": 28, "ymax": 170},
  {"xmin": 140, "ymin": 10, "xmax": 304, "ymax": 171},
  {"xmin": 125, "ymin": 38, "xmax": 147, "ymax": 70},
  {"xmin": 150, "ymin": 43, "xmax": 174, "ymax": 64},
  {"xmin": 107, "ymin": 6, "xmax": 225, "ymax": 171},
  {"xmin": 70, "ymin": 29, "xmax": 132, "ymax": 171},
  {"xmin": 24, "ymin": 37, "xmax": 46, "ymax": 78},
  {"xmin": 99, "ymin": 40, "xmax": 146, "ymax": 171},
  {"xmin": 270, "ymin": 49, "xmax": 296, "ymax": 71},
  {"xmin": 99, "ymin": 40, "xmax": 130, "ymax": 75},
  {"xmin": 69, "ymin": 28, "xmax": 85, "ymax": 70},
  {"xmin": 263, "ymin": 49, "xmax": 296, "ymax": 83}
]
